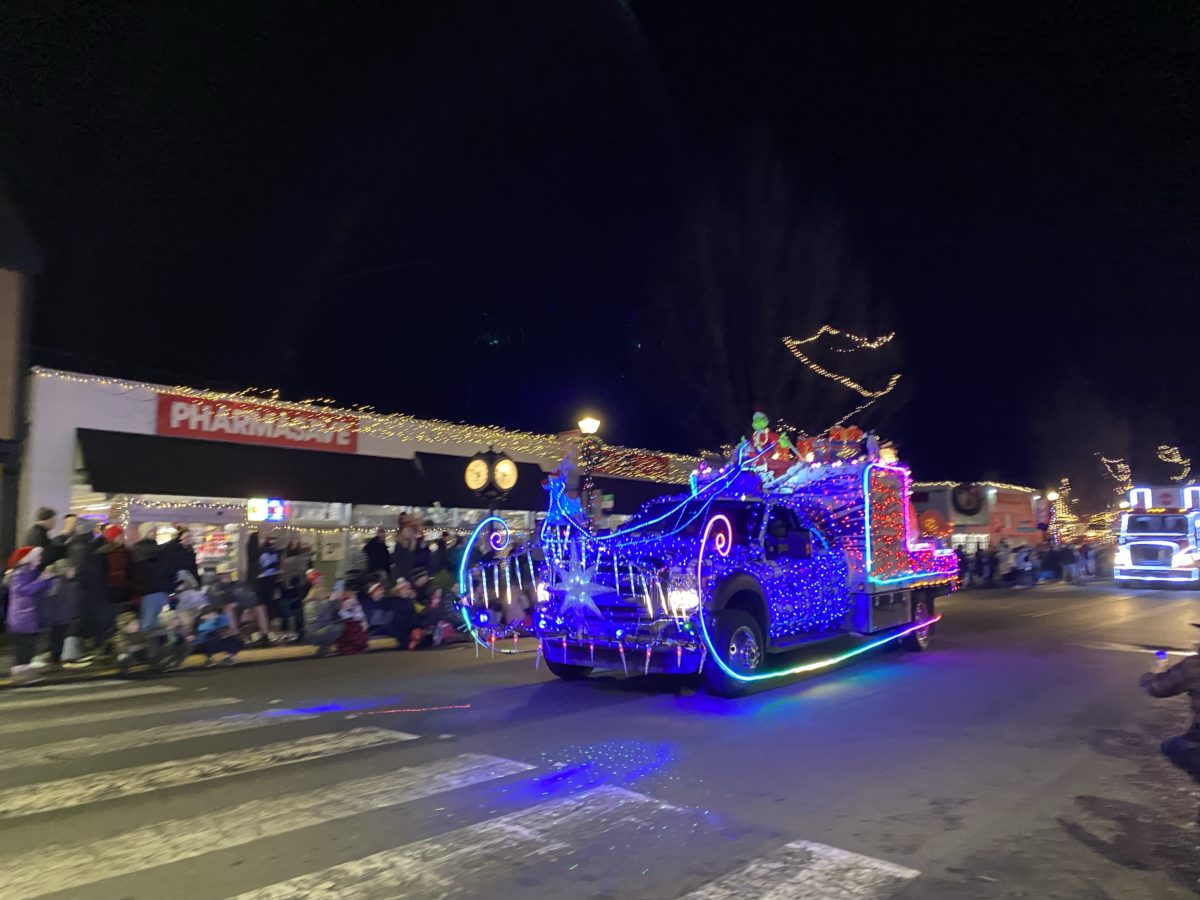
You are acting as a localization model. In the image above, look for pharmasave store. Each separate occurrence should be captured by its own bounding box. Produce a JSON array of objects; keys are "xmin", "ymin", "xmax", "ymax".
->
[{"xmin": 19, "ymin": 368, "xmax": 693, "ymax": 578}]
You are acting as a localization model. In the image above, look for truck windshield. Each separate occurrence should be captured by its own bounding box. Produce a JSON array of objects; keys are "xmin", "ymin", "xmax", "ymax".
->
[
  {"xmin": 1125, "ymin": 514, "xmax": 1189, "ymax": 535},
  {"xmin": 625, "ymin": 499, "xmax": 764, "ymax": 543}
]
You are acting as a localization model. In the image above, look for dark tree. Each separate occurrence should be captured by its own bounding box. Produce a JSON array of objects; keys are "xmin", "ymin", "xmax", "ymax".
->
[{"xmin": 635, "ymin": 135, "xmax": 899, "ymax": 451}]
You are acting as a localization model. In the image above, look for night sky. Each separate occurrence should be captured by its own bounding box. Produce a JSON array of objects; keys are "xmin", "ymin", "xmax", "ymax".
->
[{"xmin": 2, "ymin": 2, "xmax": 1196, "ymax": 502}]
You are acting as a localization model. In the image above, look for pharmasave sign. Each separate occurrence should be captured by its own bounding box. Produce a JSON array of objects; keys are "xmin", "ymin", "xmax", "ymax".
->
[{"xmin": 155, "ymin": 393, "xmax": 358, "ymax": 453}]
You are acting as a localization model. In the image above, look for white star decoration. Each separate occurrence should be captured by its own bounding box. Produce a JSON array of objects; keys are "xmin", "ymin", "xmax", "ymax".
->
[{"xmin": 550, "ymin": 541, "xmax": 608, "ymax": 619}]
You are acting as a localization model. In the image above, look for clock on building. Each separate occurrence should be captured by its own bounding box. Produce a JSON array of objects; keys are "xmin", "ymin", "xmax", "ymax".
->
[
  {"xmin": 464, "ymin": 457, "xmax": 490, "ymax": 492},
  {"xmin": 493, "ymin": 457, "xmax": 518, "ymax": 492}
]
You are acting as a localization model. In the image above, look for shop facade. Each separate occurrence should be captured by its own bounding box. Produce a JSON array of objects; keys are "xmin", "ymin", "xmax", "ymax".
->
[
  {"xmin": 911, "ymin": 481, "xmax": 1042, "ymax": 552},
  {"xmin": 19, "ymin": 368, "xmax": 696, "ymax": 578}
]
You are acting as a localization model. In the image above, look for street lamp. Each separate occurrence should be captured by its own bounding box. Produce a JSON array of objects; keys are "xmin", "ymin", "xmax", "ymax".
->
[
  {"xmin": 576, "ymin": 415, "xmax": 602, "ymax": 525},
  {"xmin": 1046, "ymin": 491, "xmax": 1060, "ymax": 502}
]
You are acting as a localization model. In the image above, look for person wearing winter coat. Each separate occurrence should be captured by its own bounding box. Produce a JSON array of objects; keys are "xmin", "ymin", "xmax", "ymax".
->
[
  {"xmin": 163, "ymin": 529, "xmax": 199, "ymax": 584},
  {"xmin": 1141, "ymin": 624, "xmax": 1200, "ymax": 787},
  {"xmin": 67, "ymin": 520, "xmax": 106, "ymax": 646},
  {"xmin": 23, "ymin": 507, "xmax": 56, "ymax": 552},
  {"xmin": 303, "ymin": 574, "xmax": 343, "ymax": 656},
  {"xmin": 130, "ymin": 523, "xmax": 173, "ymax": 630},
  {"xmin": 193, "ymin": 606, "xmax": 241, "ymax": 666},
  {"xmin": 4, "ymin": 546, "xmax": 61, "ymax": 685},
  {"xmin": 363, "ymin": 529, "xmax": 391, "ymax": 581},
  {"xmin": 336, "ymin": 590, "xmax": 369, "ymax": 655}
]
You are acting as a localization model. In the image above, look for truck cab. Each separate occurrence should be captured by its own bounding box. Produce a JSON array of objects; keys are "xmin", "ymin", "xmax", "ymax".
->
[{"xmin": 1115, "ymin": 488, "xmax": 1200, "ymax": 585}]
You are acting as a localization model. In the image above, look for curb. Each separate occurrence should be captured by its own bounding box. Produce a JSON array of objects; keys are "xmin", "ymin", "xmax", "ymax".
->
[{"xmin": 0, "ymin": 636, "xmax": 407, "ymax": 690}]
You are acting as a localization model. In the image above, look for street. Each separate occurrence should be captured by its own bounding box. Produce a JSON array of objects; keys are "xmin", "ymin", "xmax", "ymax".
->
[{"xmin": 0, "ymin": 582, "xmax": 1197, "ymax": 900}]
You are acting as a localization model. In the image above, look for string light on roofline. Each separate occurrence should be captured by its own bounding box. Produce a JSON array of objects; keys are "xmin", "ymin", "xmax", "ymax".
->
[{"xmin": 34, "ymin": 367, "xmax": 700, "ymax": 481}]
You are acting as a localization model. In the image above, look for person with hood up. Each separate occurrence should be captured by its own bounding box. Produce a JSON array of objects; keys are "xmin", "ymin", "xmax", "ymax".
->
[
  {"xmin": 1141, "ymin": 624, "xmax": 1200, "ymax": 787},
  {"xmin": 4, "ymin": 546, "xmax": 61, "ymax": 685},
  {"xmin": 67, "ymin": 519, "xmax": 106, "ymax": 650}
]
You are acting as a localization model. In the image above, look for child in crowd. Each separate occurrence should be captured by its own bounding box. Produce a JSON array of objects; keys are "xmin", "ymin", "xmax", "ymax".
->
[
  {"xmin": 303, "ymin": 571, "xmax": 343, "ymax": 657},
  {"xmin": 4, "ymin": 546, "xmax": 60, "ymax": 685},
  {"xmin": 193, "ymin": 605, "xmax": 241, "ymax": 666},
  {"xmin": 336, "ymin": 584, "xmax": 369, "ymax": 655}
]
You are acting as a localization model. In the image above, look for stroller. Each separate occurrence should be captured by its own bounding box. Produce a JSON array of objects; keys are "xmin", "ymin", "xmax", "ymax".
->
[{"xmin": 111, "ymin": 610, "xmax": 191, "ymax": 677}]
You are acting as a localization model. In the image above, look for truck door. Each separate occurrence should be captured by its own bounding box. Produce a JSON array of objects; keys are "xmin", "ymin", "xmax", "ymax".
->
[{"xmin": 761, "ymin": 506, "xmax": 848, "ymax": 638}]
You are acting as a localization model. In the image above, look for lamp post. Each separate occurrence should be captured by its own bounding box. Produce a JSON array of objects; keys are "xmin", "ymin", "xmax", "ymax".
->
[{"xmin": 577, "ymin": 415, "xmax": 601, "ymax": 525}]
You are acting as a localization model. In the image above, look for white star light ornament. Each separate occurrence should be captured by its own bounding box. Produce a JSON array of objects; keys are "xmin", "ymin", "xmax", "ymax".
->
[{"xmin": 550, "ymin": 542, "xmax": 607, "ymax": 619}]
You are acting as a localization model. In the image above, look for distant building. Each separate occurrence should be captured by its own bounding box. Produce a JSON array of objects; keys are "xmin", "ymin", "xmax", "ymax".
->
[
  {"xmin": 911, "ymin": 481, "xmax": 1041, "ymax": 553},
  {"xmin": 0, "ymin": 183, "xmax": 41, "ymax": 556}
]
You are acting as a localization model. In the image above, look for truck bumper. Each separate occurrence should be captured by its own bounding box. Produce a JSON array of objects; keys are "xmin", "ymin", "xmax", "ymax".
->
[
  {"xmin": 1115, "ymin": 568, "xmax": 1200, "ymax": 583},
  {"xmin": 542, "ymin": 638, "xmax": 706, "ymax": 675}
]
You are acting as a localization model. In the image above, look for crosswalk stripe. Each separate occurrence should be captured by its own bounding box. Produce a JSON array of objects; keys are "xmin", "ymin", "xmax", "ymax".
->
[
  {"xmin": 0, "ymin": 753, "xmax": 533, "ymax": 900},
  {"xmin": 0, "ymin": 679, "xmax": 139, "ymax": 692},
  {"xmin": 0, "ymin": 696, "xmax": 241, "ymax": 735},
  {"xmin": 679, "ymin": 839, "xmax": 920, "ymax": 900},
  {"xmin": 0, "ymin": 684, "xmax": 178, "ymax": 712},
  {"xmin": 0, "ymin": 710, "xmax": 322, "ymax": 771},
  {"xmin": 232, "ymin": 786, "xmax": 670, "ymax": 899},
  {"xmin": 0, "ymin": 726, "xmax": 414, "ymax": 821}
]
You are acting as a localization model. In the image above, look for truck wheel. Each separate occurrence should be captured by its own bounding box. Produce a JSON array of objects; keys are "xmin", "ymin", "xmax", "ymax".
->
[
  {"xmin": 704, "ymin": 609, "xmax": 764, "ymax": 697},
  {"xmin": 544, "ymin": 657, "xmax": 593, "ymax": 681},
  {"xmin": 902, "ymin": 595, "xmax": 934, "ymax": 652}
]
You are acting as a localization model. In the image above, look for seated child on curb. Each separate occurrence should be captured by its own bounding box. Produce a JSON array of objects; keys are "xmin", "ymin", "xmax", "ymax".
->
[{"xmin": 194, "ymin": 605, "xmax": 241, "ymax": 666}]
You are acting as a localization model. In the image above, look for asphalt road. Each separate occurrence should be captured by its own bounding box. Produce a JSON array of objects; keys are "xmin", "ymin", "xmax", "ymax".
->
[{"xmin": 0, "ymin": 582, "xmax": 1197, "ymax": 899}]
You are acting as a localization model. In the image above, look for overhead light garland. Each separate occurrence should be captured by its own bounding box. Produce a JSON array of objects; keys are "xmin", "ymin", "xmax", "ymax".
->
[
  {"xmin": 780, "ymin": 326, "xmax": 902, "ymax": 434},
  {"xmin": 781, "ymin": 335, "xmax": 902, "ymax": 398},
  {"xmin": 1156, "ymin": 445, "xmax": 1191, "ymax": 483},
  {"xmin": 35, "ymin": 367, "xmax": 698, "ymax": 482},
  {"xmin": 1096, "ymin": 454, "xmax": 1133, "ymax": 494}
]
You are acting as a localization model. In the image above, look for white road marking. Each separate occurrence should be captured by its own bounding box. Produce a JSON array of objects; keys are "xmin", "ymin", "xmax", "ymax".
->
[
  {"xmin": 232, "ymin": 786, "xmax": 669, "ymax": 899},
  {"xmin": 0, "ymin": 726, "xmax": 414, "ymax": 821},
  {"xmin": 0, "ymin": 684, "xmax": 178, "ymax": 712},
  {"xmin": 1081, "ymin": 641, "xmax": 1193, "ymax": 658},
  {"xmin": 0, "ymin": 697, "xmax": 241, "ymax": 734},
  {"xmin": 680, "ymin": 840, "xmax": 920, "ymax": 900},
  {"xmin": 0, "ymin": 753, "xmax": 533, "ymax": 900},
  {"xmin": 0, "ymin": 679, "xmax": 145, "ymax": 692},
  {"xmin": 0, "ymin": 710, "xmax": 321, "ymax": 771}
]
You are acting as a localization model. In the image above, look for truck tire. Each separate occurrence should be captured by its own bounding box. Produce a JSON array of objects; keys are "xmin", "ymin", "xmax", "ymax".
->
[
  {"xmin": 544, "ymin": 657, "xmax": 593, "ymax": 681},
  {"xmin": 704, "ymin": 608, "xmax": 764, "ymax": 697},
  {"xmin": 902, "ymin": 594, "xmax": 934, "ymax": 652}
]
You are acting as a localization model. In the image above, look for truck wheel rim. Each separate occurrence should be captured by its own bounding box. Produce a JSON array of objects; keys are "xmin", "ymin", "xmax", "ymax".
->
[
  {"xmin": 729, "ymin": 626, "xmax": 762, "ymax": 672},
  {"xmin": 913, "ymin": 600, "xmax": 931, "ymax": 648}
]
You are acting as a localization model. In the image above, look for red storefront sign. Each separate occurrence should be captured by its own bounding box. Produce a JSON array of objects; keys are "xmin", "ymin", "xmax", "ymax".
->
[{"xmin": 155, "ymin": 393, "xmax": 358, "ymax": 453}]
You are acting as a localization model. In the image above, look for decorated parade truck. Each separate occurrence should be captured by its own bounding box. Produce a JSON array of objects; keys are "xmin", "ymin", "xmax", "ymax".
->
[
  {"xmin": 456, "ymin": 416, "xmax": 958, "ymax": 696},
  {"xmin": 1114, "ymin": 485, "xmax": 1200, "ymax": 586}
]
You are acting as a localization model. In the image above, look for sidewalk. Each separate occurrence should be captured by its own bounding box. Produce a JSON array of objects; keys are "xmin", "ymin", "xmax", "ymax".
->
[{"xmin": 0, "ymin": 636, "xmax": 407, "ymax": 689}]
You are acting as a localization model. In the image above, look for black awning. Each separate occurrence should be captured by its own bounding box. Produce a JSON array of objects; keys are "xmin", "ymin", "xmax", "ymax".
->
[
  {"xmin": 413, "ymin": 452, "xmax": 549, "ymax": 511},
  {"xmin": 76, "ymin": 429, "xmax": 683, "ymax": 513},
  {"xmin": 77, "ymin": 429, "xmax": 432, "ymax": 506}
]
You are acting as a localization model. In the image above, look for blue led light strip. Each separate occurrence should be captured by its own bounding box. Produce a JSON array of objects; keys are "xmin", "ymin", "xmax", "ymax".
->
[
  {"xmin": 457, "ymin": 516, "xmax": 529, "ymax": 654},
  {"xmin": 694, "ymin": 514, "xmax": 941, "ymax": 683}
]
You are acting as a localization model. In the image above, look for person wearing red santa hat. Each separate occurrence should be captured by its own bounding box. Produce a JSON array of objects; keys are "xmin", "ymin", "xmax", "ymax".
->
[{"xmin": 4, "ymin": 546, "xmax": 61, "ymax": 685}]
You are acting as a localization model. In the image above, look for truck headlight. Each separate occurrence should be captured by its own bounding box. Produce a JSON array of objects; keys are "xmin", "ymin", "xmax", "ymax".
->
[
  {"xmin": 1173, "ymin": 551, "xmax": 1195, "ymax": 568},
  {"xmin": 667, "ymin": 588, "xmax": 700, "ymax": 615},
  {"xmin": 1114, "ymin": 547, "xmax": 1131, "ymax": 567}
]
